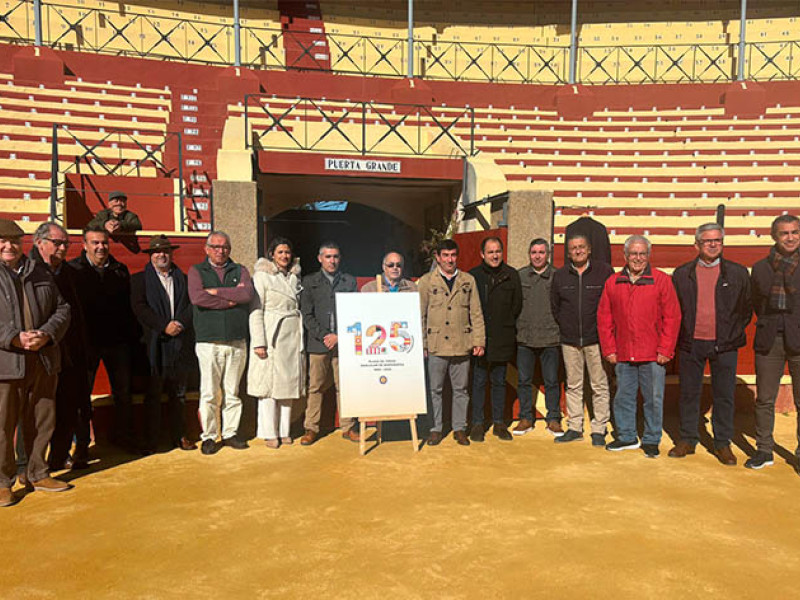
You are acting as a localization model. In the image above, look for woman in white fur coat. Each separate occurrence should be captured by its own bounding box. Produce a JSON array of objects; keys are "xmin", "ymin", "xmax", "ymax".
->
[{"xmin": 248, "ymin": 237, "xmax": 305, "ymax": 448}]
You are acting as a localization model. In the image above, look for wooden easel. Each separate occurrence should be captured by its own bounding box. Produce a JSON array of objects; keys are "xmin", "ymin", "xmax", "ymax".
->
[{"xmin": 358, "ymin": 415, "xmax": 419, "ymax": 456}]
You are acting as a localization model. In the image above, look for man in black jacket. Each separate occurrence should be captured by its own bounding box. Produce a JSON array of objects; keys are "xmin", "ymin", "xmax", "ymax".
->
[
  {"xmin": 670, "ymin": 223, "xmax": 751, "ymax": 465},
  {"xmin": 468, "ymin": 237, "xmax": 522, "ymax": 442},
  {"xmin": 131, "ymin": 235, "xmax": 196, "ymax": 454},
  {"xmin": 551, "ymin": 234, "xmax": 615, "ymax": 446},
  {"xmin": 30, "ymin": 222, "xmax": 92, "ymax": 470},
  {"xmin": 299, "ymin": 242, "xmax": 359, "ymax": 445},
  {"xmin": 70, "ymin": 226, "xmax": 139, "ymax": 453},
  {"xmin": 748, "ymin": 214, "xmax": 800, "ymax": 471}
]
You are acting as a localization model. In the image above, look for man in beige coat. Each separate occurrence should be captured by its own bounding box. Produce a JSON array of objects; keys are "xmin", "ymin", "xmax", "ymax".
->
[{"xmin": 418, "ymin": 239, "xmax": 485, "ymax": 446}]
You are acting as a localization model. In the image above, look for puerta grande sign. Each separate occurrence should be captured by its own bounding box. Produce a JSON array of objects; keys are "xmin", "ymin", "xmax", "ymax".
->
[{"xmin": 324, "ymin": 157, "xmax": 402, "ymax": 174}]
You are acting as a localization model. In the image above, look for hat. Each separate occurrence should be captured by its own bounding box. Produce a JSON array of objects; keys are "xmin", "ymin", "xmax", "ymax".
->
[
  {"xmin": 0, "ymin": 219, "xmax": 25, "ymax": 238},
  {"xmin": 109, "ymin": 190, "xmax": 128, "ymax": 201},
  {"xmin": 144, "ymin": 234, "xmax": 180, "ymax": 253}
]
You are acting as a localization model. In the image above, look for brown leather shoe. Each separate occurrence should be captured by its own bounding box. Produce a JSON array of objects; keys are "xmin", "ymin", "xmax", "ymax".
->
[
  {"xmin": 0, "ymin": 487, "xmax": 14, "ymax": 507},
  {"xmin": 453, "ymin": 430, "xmax": 470, "ymax": 446},
  {"xmin": 178, "ymin": 437, "xmax": 197, "ymax": 451},
  {"xmin": 546, "ymin": 421, "xmax": 565, "ymax": 437},
  {"xmin": 342, "ymin": 428, "xmax": 360, "ymax": 443},
  {"xmin": 715, "ymin": 445, "xmax": 737, "ymax": 466},
  {"xmin": 427, "ymin": 431, "xmax": 443, "ymax": 446},
  {"xmin": 513, "ymin": 419, "xmax": 533, "ymax": 436},
  {"xmin": 31, "ymin": 477, "xmax": 71, "ymax": 493},
  {"xmin": 300, "ymin": 430, "xmax": 317, "ymax": 446},
  {"xmin": 668, "ymin": 440, "xmax": 696, "ymax": 458}
]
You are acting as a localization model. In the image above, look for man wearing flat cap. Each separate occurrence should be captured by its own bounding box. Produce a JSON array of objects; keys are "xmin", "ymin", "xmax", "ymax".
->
[
  {"xmin": 131, "ymin": 235, "xmax": 196, "ymax": 453},
  {"xmin": 87, "ymin": 191, "xmax": 142, "ymax": 234},
  {"xmin": 0, "ymin": 219, "xmax": 71, "ymax": 507}
]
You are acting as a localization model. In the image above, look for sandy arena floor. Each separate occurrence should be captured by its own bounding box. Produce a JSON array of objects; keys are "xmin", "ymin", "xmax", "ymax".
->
[{"xmin": 3, "ymin": 412, "xmax": 800, "ymax": 599}]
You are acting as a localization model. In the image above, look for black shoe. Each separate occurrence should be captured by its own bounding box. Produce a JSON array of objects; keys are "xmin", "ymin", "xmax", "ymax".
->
[
  {"xmin": 555, "ymin": 429, "xmax": 583, "ymax": 443},
  {"xmin": 201, "ymin": 439, "xmax": 221, "ymax": 455},
  {"xmin": 469, "ymin": 423, "xmax": 485, "ymax": 443},
  {"xmin": 223, "ymin": 436, "xmax": 249, "ymax": 450},
  {"xmin": 427, "ymin": 431, "xmax": 443, "ymax": 446},
  {"xmin": 492, "ymin": 422, "xmax": 513, "ymax": 441},
  {"xmin": 591, "ymin": 433, "xmax": 606, "ymax": 447},
  {"xmin": 744, "ymin": 451, "xmax": 774, "ymax": 470},
  {"xmin": 642, "ymin": 444, "xmax": 660, "ymax": 458},
  {"xmin": 606, "ymin": 439, "xmax": 641, "ymax": 451}
]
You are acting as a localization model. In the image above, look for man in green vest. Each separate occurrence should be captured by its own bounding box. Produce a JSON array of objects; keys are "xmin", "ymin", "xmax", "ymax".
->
[{"xmin": 188, "ymin": 231, "xmax": 254, "ymax": 455}]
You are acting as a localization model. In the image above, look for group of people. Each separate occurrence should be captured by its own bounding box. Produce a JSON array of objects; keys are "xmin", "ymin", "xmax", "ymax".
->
[
  {"xmin": 421, "ymin": 216, "xmax": 800, "ymax": 476},
  {"xmin": 1, "ymin": 208, "xmax": 799, "ymax": 507}
]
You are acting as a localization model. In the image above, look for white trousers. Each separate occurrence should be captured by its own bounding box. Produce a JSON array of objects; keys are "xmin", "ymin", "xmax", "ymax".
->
[
  {"xmin": 195, "ymin": 340, "xmax": 247, "ymax": 442},
  {"xmin": 257, "ymin": 398, "xmax": 292, "ymax": 439}
]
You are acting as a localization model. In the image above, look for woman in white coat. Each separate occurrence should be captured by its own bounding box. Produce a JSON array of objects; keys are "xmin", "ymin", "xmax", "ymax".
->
[{"xmin": 248, "ymin": 237, "xmax": 305, "ymax": 448}]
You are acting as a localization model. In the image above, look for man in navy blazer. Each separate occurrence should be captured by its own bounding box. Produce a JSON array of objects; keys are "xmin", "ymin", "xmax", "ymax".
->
[{"xmin": 131, "ymin": 235, "xmax": 196, "ymax": 453}]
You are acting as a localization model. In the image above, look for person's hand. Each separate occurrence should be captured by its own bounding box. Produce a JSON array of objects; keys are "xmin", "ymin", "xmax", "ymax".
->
[
  {"xmin": 423, "ymin": 350, "xmax": 428, "ymax": 358},
  {"xmin": 323, "ymin": 334, "xmax": 338, "ymax": 350},
  {"xmin": 22, "ymin": 331, "xmax": 50, "ymax": 351},
  {"xmin": 472, "ymin": 346, "xmax": 485, "ymax": 357},
  {"xmin": 206, "ymin": 288, "xmax": 218, "ymax": 296},
  {"xmin": 254, "ymin": 347, "xmax": 268, "ymax": 360},
  {"xmin": 236, "ymin": 282, "xmax": 246, "ymax": 288},
  {"xmin": 606, "ymin": 353, "xmax": 617, "ymax": 365},
  {"xmin": 164, "ymin": 321, "xmax": 183, "ymax": 336},
  {"xmin": 104, "ymin": 220, "xmax": 120, "ymax": 234},
  {"xmin": 656, "ymin": 353, "xmax": 671, "ymax": 365}
]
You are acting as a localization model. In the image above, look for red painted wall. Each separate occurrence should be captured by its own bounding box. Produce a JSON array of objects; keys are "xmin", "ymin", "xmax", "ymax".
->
[{"xmin": 65, "ymin": 174, "xmax": 177, "ymax": 231}]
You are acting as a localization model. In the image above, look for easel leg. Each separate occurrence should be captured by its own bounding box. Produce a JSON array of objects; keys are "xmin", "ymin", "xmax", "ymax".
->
[
  {"xmin": 409, "ymin": 417, "xmax": 419, "ymax": 452},
  {"xmin": 377, "ymin": 421, "xmax": 383, "ymax": 445},
  {"xmin": 359, "ymin": 419, "xmax": 366, "ymax": 456}
]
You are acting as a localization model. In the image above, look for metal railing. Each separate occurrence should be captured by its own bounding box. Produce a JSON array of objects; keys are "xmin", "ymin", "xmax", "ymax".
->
[
  {"xmin": 50, "ymin": 125, "xmax": 187, "ymax": 230},
  {"xmin": 245, "ymin": 96, "xmax": 476, "ymax": 157},
  {"xmin": 2, "ymin": 1, "xmax": 800, "ymax": 84},
  {"xmin": 577, "ymin": 43, "xmax": 737, "ymax": 84}
]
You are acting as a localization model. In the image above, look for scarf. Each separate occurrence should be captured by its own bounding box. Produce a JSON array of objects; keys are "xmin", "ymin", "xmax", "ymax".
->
[{"xmin": 767, "ymin": 246, "xmax": 800, "ymax": 312}]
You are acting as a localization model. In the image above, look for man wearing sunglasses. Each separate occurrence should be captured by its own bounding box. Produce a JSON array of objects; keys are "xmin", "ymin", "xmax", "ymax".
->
[
  {"xmin": 30, "ymin": 222, "xmax": 92, "ymax": 471},
  {"xmin": 361, "ymin": 251, "xmax": 417, "ymax": 293},
  {"xmin": 670, "ymin": 223, "xmax": 751, "ymax": 466}
]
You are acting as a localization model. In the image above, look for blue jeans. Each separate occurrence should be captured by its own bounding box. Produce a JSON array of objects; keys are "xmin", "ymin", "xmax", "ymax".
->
[
  {"xmin": 471, "ymin": 359, "xmax": 507, "ymax": 425},
  {"xmin": 517, "ymin": 345, "xmax": 561, "ymax": 423},
  {"xmin": 613, "ymin": 361, "xmax": 665, "ymax": 445}
]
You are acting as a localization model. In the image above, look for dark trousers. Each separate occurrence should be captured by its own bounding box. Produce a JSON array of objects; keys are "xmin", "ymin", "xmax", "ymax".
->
[
  {"xmin": 87, "ymin": 343, "xmax": 133, "ymax": 446},
  {"xmin": 48, "ymin": 362, "xmax": 91, "ymax": 468},
  {"xmin": 143, "ymin": 371, "xmax": 188, "ymax": 451},
  {"xmin": 517, "ymin": 345, "xmax": 561, "ymax": 423},
  {"xmin": 677, "ymin": 339, "xmax": 738, "ymax": 448},
  {"xmin": 0, "ymin": 356, "xmax": 57, "ymax": 488},
  {"xmin": 471, "ymin": 359, "xmax": 508, "ymax": 425},
  {"xmin": 754, "ymin": 333, "xmax": 800, "ymax": 456}
]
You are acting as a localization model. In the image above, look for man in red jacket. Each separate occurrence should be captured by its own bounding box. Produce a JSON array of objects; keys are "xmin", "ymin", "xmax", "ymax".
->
[{"xmin": 597, "ymin": 235, "xmax": 681, "ymax": 458}]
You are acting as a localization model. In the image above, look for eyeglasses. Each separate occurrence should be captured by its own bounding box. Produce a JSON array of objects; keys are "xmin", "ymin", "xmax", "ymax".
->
[
  {"xmin": 207, "ymin": 245, "xmax": 230, "ymax": 251},
  {"xmin": 384, "ymin": 262, "xmax": 402, "ymax": 268},
  {"xmin": 45, "ymin": 238, "xmax": 69, "ymax": 248},
  {"xmin": 627, "ymin": 252, "xmax": 649, "ymax": 258},
  {"xmin": 699, "ymin": 238, "xmax": 723, "ymax": 246}
]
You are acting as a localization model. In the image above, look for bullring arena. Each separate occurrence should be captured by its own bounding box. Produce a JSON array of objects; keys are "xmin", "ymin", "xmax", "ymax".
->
[{"xmin": 2, "ymin": 0, "xmax": 800, "ymax": 597}]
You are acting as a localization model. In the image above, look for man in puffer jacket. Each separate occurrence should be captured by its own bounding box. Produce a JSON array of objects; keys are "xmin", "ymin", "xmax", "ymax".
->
[{"xmin": 597, "ymin": 235, "xmax": 681, "ymax": 459}]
